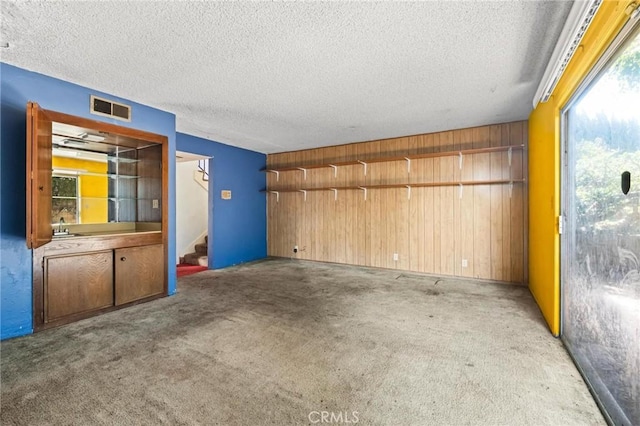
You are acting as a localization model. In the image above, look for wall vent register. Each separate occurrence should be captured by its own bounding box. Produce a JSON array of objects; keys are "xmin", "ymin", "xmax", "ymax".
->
[{"xmin": 90, "ymin": 95, "xmax": 131, "ymax": 122}]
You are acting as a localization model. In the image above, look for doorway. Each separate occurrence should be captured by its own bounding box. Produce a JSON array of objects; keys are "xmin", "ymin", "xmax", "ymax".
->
[
  {"xmin": 561, "ymin": 25, "xmax": 640, "ymax": 425},
  {"xmin": 176, "ymin": 151, "xmax": 211, "ymax": 276}
]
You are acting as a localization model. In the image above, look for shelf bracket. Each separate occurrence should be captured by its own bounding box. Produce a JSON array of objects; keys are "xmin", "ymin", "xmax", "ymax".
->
[
  {"xmin": 297, "ymin": 167, "xmax": 307, "ymax": 180},
  {"xmin": 508, "ymin": 147, "xmax": 513, "ymax": 168},
  {"xmin": 330, "ymin": 188, "xmax": 338, "ymax": 201},
  {"xmin": 329, "ymin": 164, "xmax": 338, "ymax": 178},
  {"xmin": 459, "ymin": 183, "xmax": 463, "ymax": 199},
  {"xmin": 405, "ymin": 157, "xmax": 411, "ymax": 174},
  {"xmin": 459, "ymin": 152, "xmax": 463, "ymax": 170},
  {"xmin": 359, "ymin": 186, "xmax": 367, "ymax": 201},
  {"xmin": 406, "ymin": 185, "xmax": 411, "ymax": 200},
  {"xmin": 299, "ymin": 189, "xmax": 307, "ymax": 201},
  {"xmin": 270, "ymin": 191, "xmax": 280, "ymax": 203},
  {"xmin": 358, "ymin": 161, "xmax": 368, "ymax": 176},
  {"xmin": 267, "ymin": 170, "xmax": 280, "ymax": 181}
]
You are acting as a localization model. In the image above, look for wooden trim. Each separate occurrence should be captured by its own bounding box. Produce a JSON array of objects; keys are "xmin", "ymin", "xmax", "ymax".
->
[
  {"xmin": 43, "ymin": 109, "xmax": 168, "ymax": 145},
  {"xmin": 26, "ymin": 102, "xmax": 54, "ymax": 249},
  {"xmin": 26, "ymin": 102, "xmax": 34, "ymax": 248},
  {"xmin": 162, "ymin": 135, "xmax": 169, "ymax": 294},
  {"xmin": 264, "ymin": 144, "xmax": 525, "ymax": 172},
  {"xmin": 33, "ymin": 245, "xmax": 45, "ymax": 328},
  {"xmin": 37, "ymin": 232, "xmax": 163, "ymax": 257},
  {"xmin": 36, "ymin": 293, "xmax": 165, "ymax": 332}
]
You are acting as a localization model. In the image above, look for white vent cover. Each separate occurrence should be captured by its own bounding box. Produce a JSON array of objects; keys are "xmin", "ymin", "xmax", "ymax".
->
[{"xmin": 90, "ymin": 95, "xmax": 131, "ymax": 121}]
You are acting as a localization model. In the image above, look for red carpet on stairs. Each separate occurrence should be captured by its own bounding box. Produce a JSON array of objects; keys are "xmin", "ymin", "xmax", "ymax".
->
[{"xmin": 177, "ymin": 264, "xmax": 208, "ymax": 278}]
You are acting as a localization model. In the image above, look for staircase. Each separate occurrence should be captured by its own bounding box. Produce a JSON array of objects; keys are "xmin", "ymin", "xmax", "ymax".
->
[{"xmin": 183, "ymin": 236, "xmax": 208, "ymax": 266}]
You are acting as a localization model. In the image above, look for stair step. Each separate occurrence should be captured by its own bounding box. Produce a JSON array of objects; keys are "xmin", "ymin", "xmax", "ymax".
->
[
  {"xmin": 194, "ymin": 243, "xmax": 207, "ymax": 254},
  {"xmin": 184, "ymin": 253, "xmax": 208, "ymax": 267}
]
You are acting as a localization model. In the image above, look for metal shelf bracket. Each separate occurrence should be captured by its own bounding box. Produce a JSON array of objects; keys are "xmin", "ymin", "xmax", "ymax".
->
[
  {"xmin": 358, "ymin": 161, "xmax": 368, "ymax": 176},
  {"xmin": 359, "ymin": 186, "xmax": 367, "ymax": 201},
  {"xmin": 267, "ymin": 170, "xmax": 280, "ymax": 181},
  {"xmin": 297, "ymin": 167, "xmax": 307, "ymax": 180}
]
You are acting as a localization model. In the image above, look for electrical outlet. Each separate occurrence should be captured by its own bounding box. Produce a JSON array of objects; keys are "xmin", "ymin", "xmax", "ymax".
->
[
  {"xmin": 462, "ymin": 259, "xmax": 468, "ymax": 268},
  {"xmin": 393, "ymin": 253, "xmax": 399, "ymax": 261},
  {"xmin": 152, "ymin": 199, "xmax": 159, "ymax": 209}
]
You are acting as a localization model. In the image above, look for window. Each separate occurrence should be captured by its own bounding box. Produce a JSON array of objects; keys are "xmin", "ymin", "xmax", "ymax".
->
[
  {"xmin": 52, "ymin": 175, "xmax": 79, "ymax": 225},
  {"xmin": 561, "ymin": 24, "xmax": 640, "ymax": 425}
]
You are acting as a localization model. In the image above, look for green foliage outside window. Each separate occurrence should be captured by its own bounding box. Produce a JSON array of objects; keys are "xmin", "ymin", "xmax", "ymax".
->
[{"xmin": 52, "ymin": 176, "xmax": 78, "ymax": 224}]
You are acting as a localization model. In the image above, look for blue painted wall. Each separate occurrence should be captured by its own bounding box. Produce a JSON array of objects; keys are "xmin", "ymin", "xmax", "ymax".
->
[
  {"xmin": 0, "ymin": 63, "xmax": 177, "ymax": 340},
  {"xmin": 177, "ymin": 133, "xmax": 266, "ymax": 269}
]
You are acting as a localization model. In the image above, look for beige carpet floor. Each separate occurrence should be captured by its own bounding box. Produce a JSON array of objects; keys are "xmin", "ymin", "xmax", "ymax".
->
[{"xmin": 1, "ymin": 258, "xmax": 603, "ymax": 425}]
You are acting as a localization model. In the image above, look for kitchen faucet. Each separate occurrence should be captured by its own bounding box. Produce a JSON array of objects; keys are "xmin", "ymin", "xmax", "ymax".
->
[{"xmin": 58, "ymin": 217, "xmax": 65, "ymax": 233}]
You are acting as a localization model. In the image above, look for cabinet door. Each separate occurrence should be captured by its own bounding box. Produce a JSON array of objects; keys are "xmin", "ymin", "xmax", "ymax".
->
[
  {"xmin": 27, "ymin": 102, "xmax": 53, "ymax": 248},
  {"xmin": 115, "ymin": 244, "xmax": 164, "ymax": 305},
  {"xmin": 45, "ymin": 251, "xmax": 113, "ymax": 321}
]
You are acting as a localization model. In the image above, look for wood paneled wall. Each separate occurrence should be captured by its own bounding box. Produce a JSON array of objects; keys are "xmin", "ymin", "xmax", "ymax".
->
[{"xmin": 266, "ymin": 121, "xmax": 528, "ymax": 284}]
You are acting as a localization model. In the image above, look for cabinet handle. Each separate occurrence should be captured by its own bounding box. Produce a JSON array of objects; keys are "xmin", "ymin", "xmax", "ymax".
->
[
  {"xmin": 38, "ymin": 185, "xmax": 44, "ymax": 191},
  {"xmin": 622, "ymin": 171, "xmax": 631, "ymax": 195},
  {"xmin": 120, "ymin": 256, "xmax": 126, "ymax": 261}
]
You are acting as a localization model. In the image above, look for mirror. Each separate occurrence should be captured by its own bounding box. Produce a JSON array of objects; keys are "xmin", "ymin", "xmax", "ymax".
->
[
  {"xmin": 51, "ymin": 122, "xmax": 162, "ymax": 232},
  {"xmin": 52, "ymin": 147, "xmax": 109, "ymax": 225}
]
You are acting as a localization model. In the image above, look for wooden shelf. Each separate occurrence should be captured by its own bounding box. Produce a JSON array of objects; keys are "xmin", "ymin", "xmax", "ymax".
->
[
  {"xmin": 262, "ymin": 179, "xmax": 525, "ymax": 200},
  {"xmin": 263, "ymin": 144, "xmax": 525, "ymax": 175}
]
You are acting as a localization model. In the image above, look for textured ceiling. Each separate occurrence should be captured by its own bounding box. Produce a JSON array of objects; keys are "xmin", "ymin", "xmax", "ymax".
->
[{"xmin": 1, "ymin": 1, "xmax": 572, "ymax": 154}]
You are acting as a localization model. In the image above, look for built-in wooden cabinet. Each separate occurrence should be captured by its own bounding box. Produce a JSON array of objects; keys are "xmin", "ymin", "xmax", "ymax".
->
[
  {"xmin": 41, "ymin": 244, "xmax": 165, "ymax": 323},
  {"xmin": 45, "ymin": 251, "xmax": 113, "ymax": 321},
  {"xmin": 115, "ymin": 244, "xmax": 164, "ymax": 305},
  {"xmin": 27, "ymin": 102, "xmax": 169, "ymax": 331}
]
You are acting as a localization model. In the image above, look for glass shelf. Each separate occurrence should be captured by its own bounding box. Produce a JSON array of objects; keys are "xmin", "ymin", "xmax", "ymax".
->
[
  {"xmin": 51, "ymin": 168, "xmax": 140, "ymax": 179},
  {"xmin": 53, "ymin": 196, "xmax": 162, "ymax": 201},
  {"xmin": 107, "ymin": 156, "xmax": 140, "ymax": 164}
]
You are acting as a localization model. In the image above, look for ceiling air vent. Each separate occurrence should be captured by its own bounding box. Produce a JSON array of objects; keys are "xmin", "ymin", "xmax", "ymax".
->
[{"xmin": 90, "ymin": 95, "xmax": 131, "ymax": 122}]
